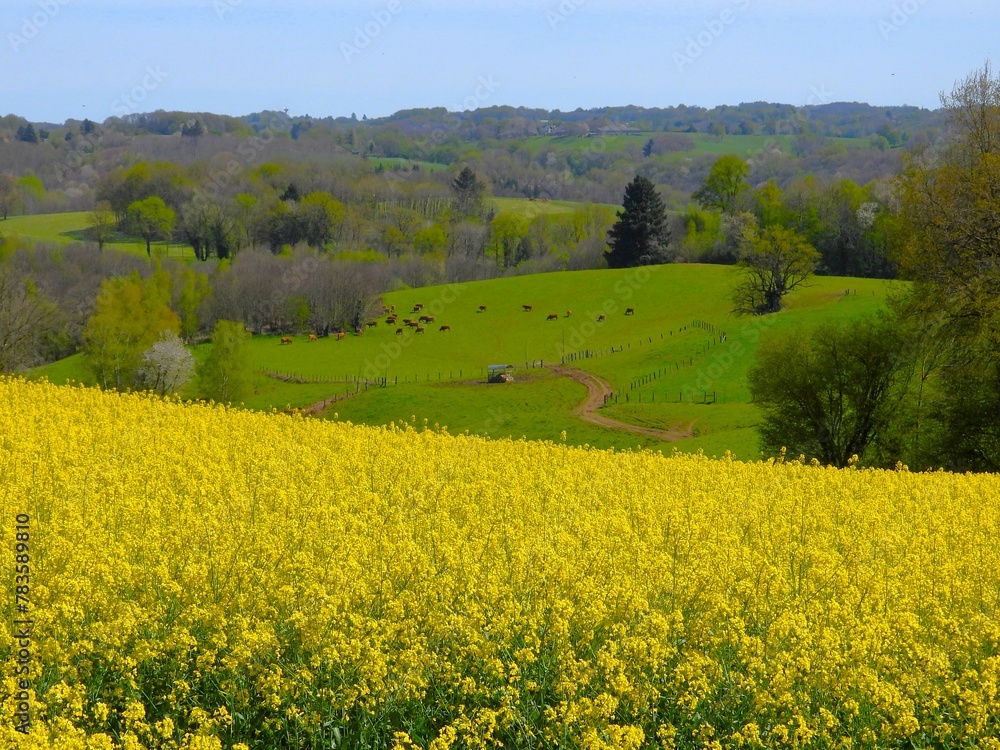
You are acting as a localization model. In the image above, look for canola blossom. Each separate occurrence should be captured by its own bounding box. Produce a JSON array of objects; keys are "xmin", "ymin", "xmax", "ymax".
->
[{"xmin": 1, "ymin": 378, "xmax": 999, "ymax": 749}]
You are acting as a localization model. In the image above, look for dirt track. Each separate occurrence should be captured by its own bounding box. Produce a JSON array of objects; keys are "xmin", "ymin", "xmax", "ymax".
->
[{"xmin": 551, "ymin": 366, "xmax": 694, "ymax": 442}]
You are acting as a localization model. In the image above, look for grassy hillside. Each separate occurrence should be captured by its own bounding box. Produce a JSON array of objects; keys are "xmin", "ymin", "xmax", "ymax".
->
[
  {"xmin": 33, "ymin": 265, "xmax": 896, "ymax": 458},
  {"xmin": 0, "ymin": 212, "xmax": 194, "ymax": 259}
]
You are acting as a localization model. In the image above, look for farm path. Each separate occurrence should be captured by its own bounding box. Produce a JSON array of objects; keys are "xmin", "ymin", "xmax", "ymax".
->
[{"xmin": 551, "ymin": 366, "xmax": 695, "ymax": 442}]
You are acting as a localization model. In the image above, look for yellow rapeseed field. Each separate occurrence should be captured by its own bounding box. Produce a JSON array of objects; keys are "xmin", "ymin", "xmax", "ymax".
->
[{"xmin": 1, "ymin": 378, "xmax": 999, "ymax": 749}]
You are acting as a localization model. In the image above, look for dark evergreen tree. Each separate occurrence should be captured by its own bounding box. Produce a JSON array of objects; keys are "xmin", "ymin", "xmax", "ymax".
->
[
  {"xmin": 604, "ymin": 175, "xmax": 671, "ymax": 268},
  {"xmin": 451, "ymin": 167, "xmax": 485, "ymax": 217}
]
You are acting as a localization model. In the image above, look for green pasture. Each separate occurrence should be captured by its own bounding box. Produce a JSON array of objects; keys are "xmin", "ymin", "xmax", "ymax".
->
[
  {"xmin": 0, "ymin": 212, "xmax": 194, "ymax": 260},
  {"xmin": 243, "ymin": 266, "xmax": 897, "ymax": 458},
  {"xmin": 31, "ymin": 263, "xmax": 898, "ymax": 458}
]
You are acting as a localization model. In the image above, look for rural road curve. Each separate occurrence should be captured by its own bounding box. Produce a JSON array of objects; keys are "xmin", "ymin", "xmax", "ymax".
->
[{"xmin": 550, "ymin": 366, "xmax": 694, "ymax": 442}]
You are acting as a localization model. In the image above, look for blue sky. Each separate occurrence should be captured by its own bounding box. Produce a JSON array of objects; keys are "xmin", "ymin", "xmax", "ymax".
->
[{"xmin": 1, "ymin": 0, "xmax": 996, "ymax": 123}]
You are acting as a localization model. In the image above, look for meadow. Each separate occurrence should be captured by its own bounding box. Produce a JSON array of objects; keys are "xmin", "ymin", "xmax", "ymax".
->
[
  {"xmin": 33, "ymin": 264, "xmax": 896, "ymax": 459},
  {"xmin": 0, "ymin": 212, "xmax": 195, "ymax": 259},
  {"xmin": 2, "ymin": 378, "xmax": 999, "ymax": 749}
]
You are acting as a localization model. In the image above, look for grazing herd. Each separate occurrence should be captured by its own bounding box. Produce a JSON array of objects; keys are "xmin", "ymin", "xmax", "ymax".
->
[{"xmin": 278, "ymin": 304, "xmax": 634, "ymax": 343}]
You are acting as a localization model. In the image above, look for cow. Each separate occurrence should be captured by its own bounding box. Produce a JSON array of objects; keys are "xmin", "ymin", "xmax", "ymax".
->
[
  {"xmin": 308, "ymin": 334, "xmax": 318, "ymax": 341},
  {"xmin": 382, "ymin": 306, "xmax": 391, "ymax": 314},
  {"xmin": 547, "ymin": 313, "xmax": 559, "ymax": 321},
  {"xmin": 478, "ymin": 305, "xmax": 487, "ymax": 312},
  {"xmin": 597, "ymin": 314, "xmax": 606, "ymax": 322},
  {"xmin": 625, "ymin": 307, "xmax": 635, "ymax": 315},
  {"xmin": 280, "ymin": 337, "xmax": 293, "ymax": 345},
  {"xmin": 406, "ymin": 320, "xmax": 419, "ymax": 328},
  {"xmin": 365, "ymin": 320, "xmax": 378, "ymax": 328},
  {"xmin": 523, "ymin": 304, "xmax": 533, "ymax": 311},
  {"xmin": 355, "ymin": 328, "xmax": 364, "ymax": 336},
  {"xmin": 415, "ymin": 326, "xmax": 425, "ymax": 334},
  {"xmin": 396, "ymin": 328, "xmax": 404, "ymax": 335},
  {"xmin": 412, "ymin": 303, "xmax": 424, "ymax": 312},
  {"xmin": 385, "ymin": 317, "xmax": 397, "ymax": 325},
  {"xmin": 439, "ymin": 324, "xmax": 451, "ymax": 332},
  {"xmin": 566, "ymin": 310, "xmax": 572, "ymax": 317},
  {"xmin": 337, "ymin": 331, "xmax": 346, "ymax": 340}
]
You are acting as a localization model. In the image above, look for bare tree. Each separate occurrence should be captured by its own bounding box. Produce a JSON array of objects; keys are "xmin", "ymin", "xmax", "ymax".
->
[{"xmin": 0, "ymin": 266, "xmax": 53, "ymax": 372}]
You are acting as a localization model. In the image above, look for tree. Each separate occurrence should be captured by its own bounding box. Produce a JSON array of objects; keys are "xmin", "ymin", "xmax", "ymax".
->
[
  {"xmin": 0, "ymin": 266, "xmax": 53, "ymax": 372},
  {"xmin": 0, "ymin": 174, "xmax": 23, "ymax": 220},
  {"xmin": 299, "ymin": 191, "xmax": 345, "ymax": 248},
  {"xmin": 87, "ymin": 201, "xmax": 116, "ymax": 251},
  {"xmin": 127, "ymin": 196, "xmax": 176, "ymax": 256},
  {"xmin": 137, "ymin": 331, "xmax": 194, "ymax": 395},
  {"xmin": 893, "ymin": 61, "xmax": 1000, "ymax": 470},
  {"xmin": 83, "ymin": 270, "xmax": 180, "ymax": 390},
  {"xmin": 693, "ymin": 155, "xmax": 751, "ymax": 214},
  {"xmin": 198, "ymin": 320, "xmax": 252, "ymax": 403},
  {"xmin": 733, "ymin": 222, "xmax": 819, "ymax": 314},
  {"xmin": 605, "ymin": 175, "xmax": 672, "ymax": 268},
  {"xmin": 747, "ymin": 316, "xmax": 910, "ymax": 467},
  {"xmin": 452, "ymin": 167, "xmax": 486, "ymax": 216},
  {"xmin": 15, "ymin": 124, "xmax": 38, "ymax": 143},
  {"xmin": 490, "ymin": 212, "xmax": 530, "ymax": 268}
]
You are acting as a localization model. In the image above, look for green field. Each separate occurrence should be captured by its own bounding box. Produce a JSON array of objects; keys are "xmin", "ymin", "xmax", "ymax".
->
[
  {"xmin": 35, "ymin": 265, "xmax": 895, "ymax": 459},
  {"xmin": 517, "ymin": 132, "xmax": 871, "ymax": 160},
  {"xmin": 490, "ymin": 196, "xmax": 619, "ymax": 218},
  {"xmin": 0, "ymin": 212, "xmax": 194, "ymax": 259}
]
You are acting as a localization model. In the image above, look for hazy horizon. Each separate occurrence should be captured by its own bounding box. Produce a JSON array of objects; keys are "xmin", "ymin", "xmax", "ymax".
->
[{"xmin": 2, "ymin": 0, "xmax": 994, "ymax": 124}]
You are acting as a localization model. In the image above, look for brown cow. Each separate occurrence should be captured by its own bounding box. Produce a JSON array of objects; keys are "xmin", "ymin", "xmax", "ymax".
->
[
  {"xmin": 439, "ymin": 324, "xmax": 451, "ymax": 332},
  {"xmin": 523, "ymin": 304, "xmax": 533, "ymax": 311},
  {"xmin": 337, "ymin": 331, "xmax": 346, "ymax": 340},
  {"xmin": 597, "ymin": 314, "xmax": 606, "ymax": 322},
  {"xmin": 625, "ymin": 307, "xmax": 635, "ymax": 315},
  {"xmin": 308, "ymin": 334, "xmax": 318, "ymax": 341},
  {"xmin": 566, "ymin": 310, "xmax": 572, "ymax": 317},
  {"xmin": 396, "ymin": 328, "xmax": 404, "ymax": 335},
  {"xmin": 280, "ymin": 337, "xmax": 293, "ymax": 345},
  {"xmin": 412, "ymin": 303, "xmax": 424, "ymax": 311},
  {"xmin": 365, "ymin": 320, "xmax": 378, "ymax": 328},
  {"xmin": 546, "ymin": 313, "xmax": 559, "ymax": 321},
  {"xmin": 478, "ymin": 305, "xmax": 487, "ymax": 312},
  {"xmin": 406, "ymin": 320, "xmax": 419, "ymax": 327},
  {"xmin": 356, "ymin": 328, "xmax": 364, "ymax": 335},
  {"xmin": 415, "ymin": 326, "xmax": 425, "ymax": 334}
]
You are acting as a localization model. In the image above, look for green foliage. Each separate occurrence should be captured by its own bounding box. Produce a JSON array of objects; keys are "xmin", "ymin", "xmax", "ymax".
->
[
  {"xmin": 490, "ymin": 211, "xmax": 530, "ymax": 268},
  {"xmin": 605, "ymin": 175, "xmax": 671, "ymax": 268},
  {"xmin": 692, "ymin": 155, "xmax": 750, "ymax": 214},
  {"xmin": 127, "ymin": 196, "xmax": 176, "ymax": 256},
  {"xmin": 198, "ymin": 320, "xmax": 252, "ymax": 403},
  {"xmin": 83, "ymin": 269, "xmax": 180, "ymax": 390},
  {"xmin": 733, "ymin": 223, "xmax": 820, "ymax": 314},
  {"xmin": 748, "ymin": 316, "xmax": 910, "ymax": 467}
]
